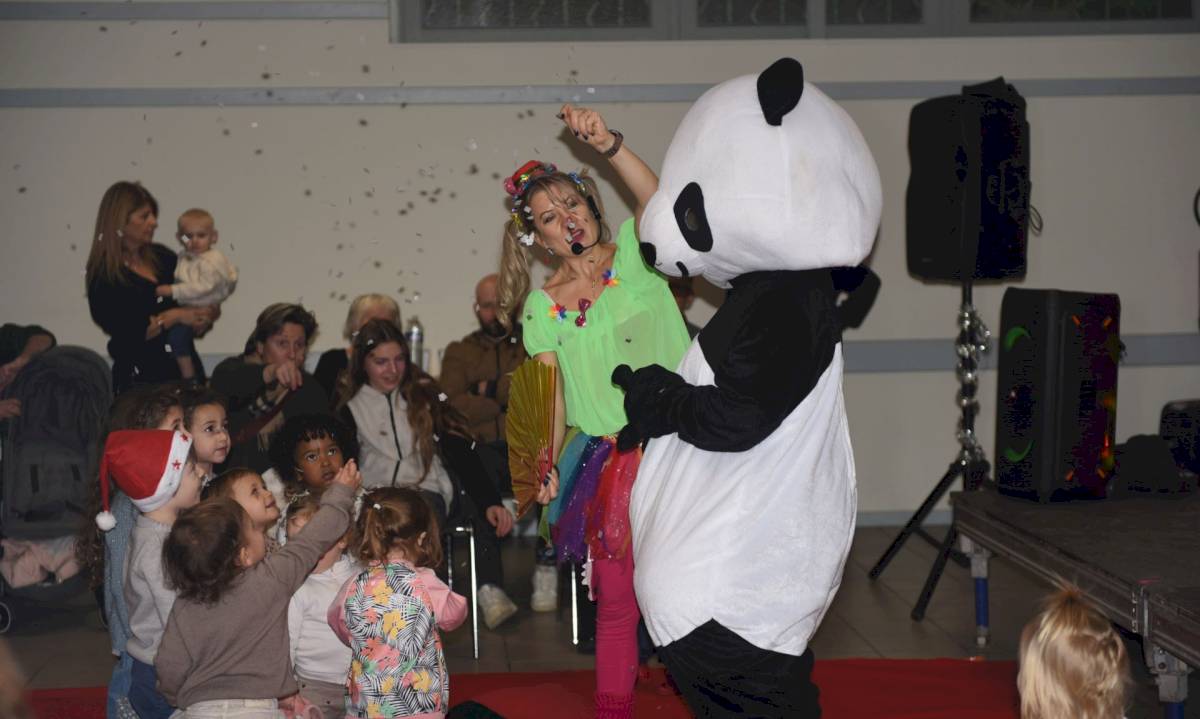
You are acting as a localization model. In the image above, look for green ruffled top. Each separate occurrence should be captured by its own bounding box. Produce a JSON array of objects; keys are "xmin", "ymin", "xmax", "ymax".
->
[{"xmin": 522, "ymin": 217, "xmax": 691, "ymax": 437}]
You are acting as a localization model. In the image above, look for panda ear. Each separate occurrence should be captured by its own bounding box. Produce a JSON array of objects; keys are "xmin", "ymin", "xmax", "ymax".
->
[{"xmin": 757, "ymin": 57, "xmax": 804, "ymax": 127}]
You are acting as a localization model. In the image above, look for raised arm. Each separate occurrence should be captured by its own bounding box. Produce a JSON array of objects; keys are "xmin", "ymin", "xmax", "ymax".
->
[{"xmin": 559, "ymin": 104, "xmax": 657, "ymax": 227}]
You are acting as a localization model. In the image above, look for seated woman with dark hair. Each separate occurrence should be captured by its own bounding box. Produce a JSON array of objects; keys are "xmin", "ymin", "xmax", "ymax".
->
[
  {"xmin": 312, "ymin": 293, "xmax": 401, "ymax": 405},
  {"xmin": 210, "ymin": 303, "xmax": 328, "ymax": 473},
  {"xmin": 335, "ymin": 318, "xmax": 519, "ymax": 630}
]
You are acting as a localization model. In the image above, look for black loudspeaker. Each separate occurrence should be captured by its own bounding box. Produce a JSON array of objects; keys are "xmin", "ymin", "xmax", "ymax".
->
[
  {"xmin": 995, "ymin": 288, "xmax": 1121, "ymax": 502},
  {"xmin": 907, "ymin": 77, "xmax": 1031, "ymax": 282}
]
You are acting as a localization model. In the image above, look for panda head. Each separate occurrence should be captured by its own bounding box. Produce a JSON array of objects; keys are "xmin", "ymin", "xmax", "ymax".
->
[{"xmin": 639, "ymin": 58, "xmax": 882, "ymax": 288}]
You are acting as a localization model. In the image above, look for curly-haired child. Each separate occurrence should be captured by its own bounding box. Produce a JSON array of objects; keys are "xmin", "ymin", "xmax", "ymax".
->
[
  {"xmin": 328, "ymin": 487, "xmax": 467, "ymax": 719},
  {"xmin": 1017, "ymin": 585, "xmax": 1131, "ymax": 719},
  {"xmin": 155, "ymin": 460, "xmax": 362, "ymax": 716}
]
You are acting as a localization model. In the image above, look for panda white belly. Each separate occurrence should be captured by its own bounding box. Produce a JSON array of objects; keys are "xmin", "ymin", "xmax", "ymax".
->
[{"xmin": 630, "ymin": 340, "xmax": 857, "ymax": 657}]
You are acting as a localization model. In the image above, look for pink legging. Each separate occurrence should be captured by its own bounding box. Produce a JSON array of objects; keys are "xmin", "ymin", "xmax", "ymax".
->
[{"xmin": 593, "ymin": 551, "xmax": 640, "ymax": 698}]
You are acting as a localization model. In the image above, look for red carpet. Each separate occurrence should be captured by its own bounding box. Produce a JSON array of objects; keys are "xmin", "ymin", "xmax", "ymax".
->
[{"xmin": 30, "ymin": 659, "xmax": 1018, "ymax": 718}]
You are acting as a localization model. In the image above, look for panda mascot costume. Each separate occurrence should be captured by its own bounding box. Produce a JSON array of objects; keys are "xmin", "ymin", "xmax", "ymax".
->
[{"xmin": 612, "ymin": 58, "xmax": 882, "ymax": 716}]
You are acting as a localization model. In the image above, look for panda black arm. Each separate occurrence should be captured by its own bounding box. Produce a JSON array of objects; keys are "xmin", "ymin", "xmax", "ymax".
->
[
  {"xmin": 616, "ymin": 273, "xmax": 840, "ymax": 452},
  {"xmin": 831, "ymin": 265, "xmax": 881, "ymax": 330}
]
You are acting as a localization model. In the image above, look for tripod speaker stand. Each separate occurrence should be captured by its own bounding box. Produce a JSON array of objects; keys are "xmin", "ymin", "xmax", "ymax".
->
[{"xmin": 868, "ymin": 278, "xmax": 991, "ymax": 620}]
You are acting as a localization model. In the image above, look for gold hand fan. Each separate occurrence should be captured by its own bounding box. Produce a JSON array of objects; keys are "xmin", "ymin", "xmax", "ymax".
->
[{"xmin": 506, "ymin": 359, "xmax": 556, "ymax": 519}]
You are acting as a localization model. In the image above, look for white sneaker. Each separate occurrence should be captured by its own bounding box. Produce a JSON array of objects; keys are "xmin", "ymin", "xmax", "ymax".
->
[
  {"xmin": 531, "ymin": 564, "xmax": 558, "ymax": 612},
  {"xmin": 477, "ymin": 584, "xmax": 518, "ymax": 630}
]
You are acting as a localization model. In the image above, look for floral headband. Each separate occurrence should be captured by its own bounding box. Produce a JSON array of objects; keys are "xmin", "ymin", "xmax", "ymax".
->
[{"xmin": 504, "ymin": 160, "xmax": 590, "ymax": 247}]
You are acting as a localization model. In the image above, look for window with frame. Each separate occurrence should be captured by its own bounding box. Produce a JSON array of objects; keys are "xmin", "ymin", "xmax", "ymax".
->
[{"xmin": 388, "ymin": 0, "xmax": 1198, "ymax": 42}]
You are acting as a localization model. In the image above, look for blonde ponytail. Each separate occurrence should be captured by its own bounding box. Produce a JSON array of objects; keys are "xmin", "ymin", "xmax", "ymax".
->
[{"xmin": 498, "ymin": 220, "xmax": 532, "ymax": 331}]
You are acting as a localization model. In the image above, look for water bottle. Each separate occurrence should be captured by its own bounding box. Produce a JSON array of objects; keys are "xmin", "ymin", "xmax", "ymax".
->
[{"xmin": 406, "ymin": 316, "xmax": 424, "ymax": 371}]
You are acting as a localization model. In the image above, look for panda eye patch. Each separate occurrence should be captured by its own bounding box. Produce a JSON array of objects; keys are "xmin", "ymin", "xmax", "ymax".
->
[{"xmin": 672, "ymin": 182, "xmax": 713, "ymax": 253}]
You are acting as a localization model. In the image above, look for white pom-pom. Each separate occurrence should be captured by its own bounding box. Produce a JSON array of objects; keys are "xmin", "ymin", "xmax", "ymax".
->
[{"xmin": 95, "ymin": 511, "xmax": 117, "ymax": 531}]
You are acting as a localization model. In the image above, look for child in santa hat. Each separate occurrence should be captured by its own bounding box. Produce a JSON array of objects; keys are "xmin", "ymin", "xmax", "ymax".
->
[{"xmin": 96, "ymin": 428, "xmax": 204, "ymax": 719}]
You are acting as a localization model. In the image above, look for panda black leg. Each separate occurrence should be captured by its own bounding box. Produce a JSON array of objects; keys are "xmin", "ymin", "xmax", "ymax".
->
[{"xmin": 656, "ymin": 620, "xmax": 821, "ymax": 718}]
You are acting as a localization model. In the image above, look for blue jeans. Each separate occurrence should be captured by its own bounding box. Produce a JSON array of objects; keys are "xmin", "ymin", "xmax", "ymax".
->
[
  {"xmin": 129, "ymin": 658, "xmax": 175, "ymax": 719},
  {"xmin": 106, "ymin": 652, "xmax": 134, "ymax": 719},
  {"xmin": 164, "ymin": 322, "xmax": 196, "ymax": 361}
]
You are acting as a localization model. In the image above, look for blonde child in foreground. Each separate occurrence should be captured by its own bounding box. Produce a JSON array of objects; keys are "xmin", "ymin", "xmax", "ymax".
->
[
  {"xmin": 1017, "ymin": 585, "xmax": 1131, "ymax": 719},
  {"xmin": 282, "ymin": 492, "xmax": 361, "ymax": 719},
  {"xmin": 154, "ymin": 460, "xmax": 362, "ymax": 717},
  {"xmin": 328, "ymin": 487, "xmax": 467, "ymax": 719},
  {"xmin": 156, "ymin": 208, "xmax": 238, "ymax": 380}
]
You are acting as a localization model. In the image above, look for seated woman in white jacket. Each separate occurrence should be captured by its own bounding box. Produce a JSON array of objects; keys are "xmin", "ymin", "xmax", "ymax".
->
[{"xmin": 334, "ymin": 318, "xmax": 519, "ymax": 629}]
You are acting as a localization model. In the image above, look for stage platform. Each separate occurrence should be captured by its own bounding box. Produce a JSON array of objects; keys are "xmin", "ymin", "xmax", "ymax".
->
[{"xmin": 952, "ymin": 489, "xmax": 1200, "ymax": 717}]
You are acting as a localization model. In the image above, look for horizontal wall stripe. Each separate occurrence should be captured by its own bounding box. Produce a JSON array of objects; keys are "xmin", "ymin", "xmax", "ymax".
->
[
  {"xmin": 0, "ymin": 2, "xmax": 387, "ymax": 20},
  {"xmin": 842, "ymin": 332, "xmax": 1200, "ymax": 373},
  {"xmin": 1, "ymin": 76, "xmax": 1197, "ymax": 108},
  {"xmin": 191, "ymin": 333, "xmax": 1200, "ymax": 378}
]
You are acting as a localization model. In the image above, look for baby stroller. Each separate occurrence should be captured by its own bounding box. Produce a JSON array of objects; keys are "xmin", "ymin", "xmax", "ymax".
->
[{"xmin": 0, "ymin": 346, "xmax": 111, "ymax": 632}]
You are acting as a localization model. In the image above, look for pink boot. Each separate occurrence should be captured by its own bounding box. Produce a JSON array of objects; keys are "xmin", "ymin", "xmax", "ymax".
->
[{"xmin": 595, "ymin": 691, "xmax": 634, "ymax": 719}]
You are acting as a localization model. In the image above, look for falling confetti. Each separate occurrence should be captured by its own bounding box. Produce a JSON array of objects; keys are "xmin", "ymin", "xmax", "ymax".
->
[
  {"xmin": 17, "ymin": 187, "xmax": 27, "ymax": 193},
  {"xmin": 261, "ymin": 72, "xmax": 271, "ymax": 80},
  {"xmin": 304, "ymin": 189, "xmax": 312, "ymax": 196},
  {"xmin": 399, "ymin": 209, "xmax": 407, "ymax": 216},
  {"xmin": 373, "ymin": 260, "xmax": 382, "ymax": 268},
  {"xmin": 222, "ymin": 129, "xmax": 231, "ymax": 136},
  {"xmin": 174, "ymin": 51, "xmax": 183, "ymax": 57},
  {"xmin": 70, "ymin": 243, "xmax": 77, "ymax": 251},
  {"xmin": 254, "ymin": 149, "xmax": 263, "ymax": 155},
  {"xmin": 99, "ymin": 25, "xmax": 108, "ymax": 31},
  {"xmin": 336, "ymin": 243, "xmax": 344, "ymax": 250},
  {"xmin": 361, "ymin": 64, "xmax": 370, "ymax": 73},
  {"xmin": 358, "ymin": 118, "xmax": 368, "ymax": 126},
  {"xmin": 491, "ymin": 172, "xmax": 501, "ymax": 180},
  {"xmin": 467, "ymin": 164, "xmax": 479, "ymax": 175},
  {"xmin": 250, "ymin": 121, "xmax": 259, "ymax": 128},
  {"xmin": 201, "ymin": 39, "xmax": 207, "ymax": 46},
  {"xmin": 365, "ymin": 190, "xmax": 374, "ymax": 198}
]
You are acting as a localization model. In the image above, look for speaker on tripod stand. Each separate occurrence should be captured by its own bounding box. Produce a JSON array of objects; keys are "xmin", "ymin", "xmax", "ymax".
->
[{"xmin": 868, "ymin": 77, "xmax": 1031, "ymax": 620}]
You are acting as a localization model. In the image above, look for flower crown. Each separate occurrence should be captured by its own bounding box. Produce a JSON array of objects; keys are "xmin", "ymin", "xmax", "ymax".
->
[{"xmin": 504, "ymin": 160, "xmax": 590, "ymax": 247}]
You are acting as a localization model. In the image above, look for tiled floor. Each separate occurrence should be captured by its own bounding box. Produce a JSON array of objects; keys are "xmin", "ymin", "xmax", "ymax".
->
[{"xmin": 5, "ymin": 525, "xmax": 1196, "ymax": 717}]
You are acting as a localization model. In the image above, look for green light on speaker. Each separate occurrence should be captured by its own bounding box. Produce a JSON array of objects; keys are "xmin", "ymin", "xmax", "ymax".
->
[
  {"xmin": 1003, "ymin": 441, "xmax": 1034, "ymax": 463},
  {"xmin": 1003, "ymin": 326, "xmax": 1031, "ymax": 351}
]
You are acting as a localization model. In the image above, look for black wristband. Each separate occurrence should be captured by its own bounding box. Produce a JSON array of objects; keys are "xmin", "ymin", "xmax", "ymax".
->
[{"xmin": 601, "ymin": 130, "xmax": 624, "ymax": 158}]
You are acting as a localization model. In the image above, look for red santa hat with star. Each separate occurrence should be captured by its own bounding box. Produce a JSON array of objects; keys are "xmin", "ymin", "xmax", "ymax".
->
[{"xmin": 95, "ymin": 429, "xmax": 194, "ymax": 531}]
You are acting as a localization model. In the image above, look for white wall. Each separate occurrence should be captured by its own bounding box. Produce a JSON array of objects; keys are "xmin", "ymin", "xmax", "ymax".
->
[{"xmin": 2, "ymin": 16, "xmax": 1198, "ymax": 514}]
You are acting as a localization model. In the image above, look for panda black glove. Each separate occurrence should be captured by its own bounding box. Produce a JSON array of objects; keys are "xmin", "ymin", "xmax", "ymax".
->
[{"xmin": 611, "ymin": 363, "xmax": 688, "ymax": 452}]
